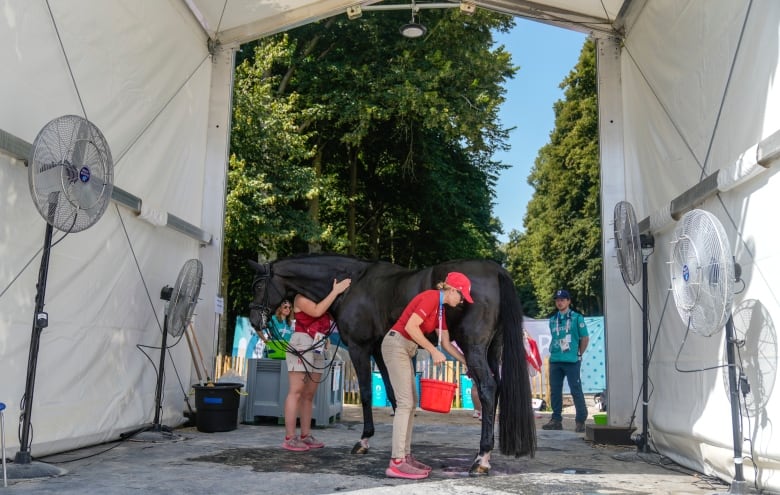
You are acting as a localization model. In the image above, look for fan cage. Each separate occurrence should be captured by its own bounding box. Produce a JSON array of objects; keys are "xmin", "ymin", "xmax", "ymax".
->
[
  {"xmin": 167, "ymin": 259, "xmax": 204, "ymax": 337},
  {"xmin": 669, "ymin": 210, "xmax": 734, "ymax": 337},
  {"xmin": 613, "ymin": 201, "xmax": 642, "ymax": 286},
  {"xmin": 28, "ymin": 115, "xmax": 114, "ymax": 233}
]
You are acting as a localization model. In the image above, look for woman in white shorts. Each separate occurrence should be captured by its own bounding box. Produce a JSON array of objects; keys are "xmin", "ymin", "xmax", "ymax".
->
[{"xmin": 281, "ymin": 277, "xmax": 351, "ymax": 451}]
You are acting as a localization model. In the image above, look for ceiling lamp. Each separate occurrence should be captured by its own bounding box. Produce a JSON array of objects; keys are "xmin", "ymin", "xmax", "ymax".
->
[{"xmin": 400, "ymin": 2, "xmax": 426, "ymax": 38}]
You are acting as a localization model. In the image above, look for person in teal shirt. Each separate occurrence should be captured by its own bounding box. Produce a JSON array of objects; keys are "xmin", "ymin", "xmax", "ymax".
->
[
  {"xmin": 253, "ymin": 300, "xmax": 294, "ymax": 358},
  {"xmin": 542, "ymin": 289, "xmax": 589, "ymax": 432},
  {"xmin": 268, "ymin": 299, "xmax": 294, "ymax": 341}
]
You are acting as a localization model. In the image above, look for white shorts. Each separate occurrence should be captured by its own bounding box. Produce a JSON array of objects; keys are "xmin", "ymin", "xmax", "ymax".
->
[{"xmin": 285, "ymin": 332, "xmax": 326, "ymax": 373}]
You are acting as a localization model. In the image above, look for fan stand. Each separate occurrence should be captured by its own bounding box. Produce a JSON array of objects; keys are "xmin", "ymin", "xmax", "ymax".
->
[
  {"xmin": 132, "ymin": 297, "xmax": 183, "ymax": 442},
  {"xmin": 720, "ymin": 314, "xmax": 747, "ymax": 494},
  {"xmin": 638, "ymin": 235, "xmax": 654, "ymax": 454},
  {"xmin": 615, "ymin": 235, "xmax": 665, "ymax": 465},
  {"xmin": 7, "ymin": 218, "xmax": 68, "ymax": 480}
]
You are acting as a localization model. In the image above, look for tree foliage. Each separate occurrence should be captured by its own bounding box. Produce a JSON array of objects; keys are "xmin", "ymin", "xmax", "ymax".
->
[
  {"xmin": 507, "ymin": 39, "xmax": 602, "ymax": 317},
  {"xmin": 224, "ymin": 10, "xmax": 518, "ymax": 330}
]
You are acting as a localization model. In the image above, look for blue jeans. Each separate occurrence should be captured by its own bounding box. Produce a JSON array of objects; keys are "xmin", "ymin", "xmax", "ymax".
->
[{"xmin": 549, "ymin": 360, "xmax": 587, "ymax": 423}]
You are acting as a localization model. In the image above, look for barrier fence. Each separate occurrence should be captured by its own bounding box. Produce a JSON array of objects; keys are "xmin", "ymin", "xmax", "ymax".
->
[{"xmin": 215, "ymin": 352, "xmax": 551, "ymax": 410}]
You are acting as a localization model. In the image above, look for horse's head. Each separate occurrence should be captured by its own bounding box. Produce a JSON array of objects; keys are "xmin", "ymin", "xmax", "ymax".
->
[
  {"xmin": 249, "ymin": 254, "xmax": 373, "ymax": 330},
  {"xmin": 247, "ymin": 259, "xmax": 287, "ymax": 331}
]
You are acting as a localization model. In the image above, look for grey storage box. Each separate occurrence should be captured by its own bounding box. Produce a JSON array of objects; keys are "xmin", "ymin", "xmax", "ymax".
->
[{"xmin": 244, "ymin": 358, "xmax": 344, "ymax": 426}]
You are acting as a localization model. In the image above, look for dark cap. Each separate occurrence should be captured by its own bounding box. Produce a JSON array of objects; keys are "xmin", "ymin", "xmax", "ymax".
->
[{"xmin": 553, "ymin": 289, "xmax": 570, "ymax": 300}]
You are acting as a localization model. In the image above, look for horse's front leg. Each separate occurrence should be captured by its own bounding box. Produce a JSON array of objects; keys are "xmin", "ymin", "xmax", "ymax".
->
[
  {"xmin": 348, "ymin": 347, "xmax": 375, "ymax": 454},
  {"xmin": 469, "ymin": 356, "xmax": 497, "ymax": 476}
]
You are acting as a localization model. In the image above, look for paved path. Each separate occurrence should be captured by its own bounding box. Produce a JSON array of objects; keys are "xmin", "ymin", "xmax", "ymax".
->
[{"xmin": 1, "ymin": 405, "xmax": 731, "ymax": 494}]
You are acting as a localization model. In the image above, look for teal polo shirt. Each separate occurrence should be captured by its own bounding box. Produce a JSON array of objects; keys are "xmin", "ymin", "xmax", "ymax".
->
[{"xmin": 548, "ymin": 309, "xmax": 588, "ymax": 363}]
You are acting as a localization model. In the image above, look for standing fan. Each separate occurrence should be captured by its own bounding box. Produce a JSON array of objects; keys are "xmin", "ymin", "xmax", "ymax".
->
[
  {"xmin": 12, "ymin": 115, "xmax": 112, "ymax": 478},
  {"xmin": 136, "ymin": 259, "xmax": 203, "ymax": 441},
  {"xmin": 613, "ymin": 201, "xmax": 655, "ymax": 453},
  {"xmin": 669, "ymin": 209, "xmax": 745, "ymax": 493}
]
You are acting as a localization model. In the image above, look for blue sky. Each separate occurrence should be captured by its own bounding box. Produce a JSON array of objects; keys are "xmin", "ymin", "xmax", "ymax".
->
[{"xmin": 492, "ymin": 19, "xmax": 586, "ymax": 242}]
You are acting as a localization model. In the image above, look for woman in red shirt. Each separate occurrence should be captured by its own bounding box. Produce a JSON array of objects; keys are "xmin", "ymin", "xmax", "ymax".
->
[
  {"xmin": 381, "ymin": 272, "xmax": 473, "ymax": 479},
  {"xmin": 281, "ymin": 277, "xmax": 351, "ymax": 452}
]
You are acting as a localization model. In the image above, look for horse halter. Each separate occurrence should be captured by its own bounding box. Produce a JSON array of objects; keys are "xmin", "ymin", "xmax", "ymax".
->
[{"xmin": 249, "ymin": 263, "xmax": 277, "ymax": 331}]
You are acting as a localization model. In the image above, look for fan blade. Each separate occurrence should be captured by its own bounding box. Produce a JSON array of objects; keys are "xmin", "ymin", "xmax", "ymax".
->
[
  {"xmin": 28, "ymin": 115, "xmax": 114, "ymax": 233},
  {"xmin": 166, "ymin": 259, "xmax": 203, "ymax": 337},
  {"xmin": 670, "ymin": 209, "xmax": 734, "ymax": 336}
]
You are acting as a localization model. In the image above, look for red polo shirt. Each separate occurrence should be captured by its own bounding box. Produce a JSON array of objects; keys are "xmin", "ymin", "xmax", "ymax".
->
[{"xmin": 391, "ymin": 289, "xmax": 447, "ymax": 339}]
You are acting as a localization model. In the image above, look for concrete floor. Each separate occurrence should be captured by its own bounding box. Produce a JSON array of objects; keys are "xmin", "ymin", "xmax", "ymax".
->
[{"xmin": 0, "ymin": 404, "xmax": 737, "ymax": 494}]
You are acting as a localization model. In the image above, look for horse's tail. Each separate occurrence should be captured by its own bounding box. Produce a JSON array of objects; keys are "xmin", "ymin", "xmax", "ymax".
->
[{"xmin": 498, "ymin": 271, "xmax": 537, "ymax": 457}]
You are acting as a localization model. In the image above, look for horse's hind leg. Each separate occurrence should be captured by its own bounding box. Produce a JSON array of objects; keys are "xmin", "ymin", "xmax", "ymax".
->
[
  {"xmin": 469, "ymin": 347, "xmax": 499, "ymax": 476},
  {"xmin": 348, "ymin": 345, "xmax": 375, "ymax": 454}
]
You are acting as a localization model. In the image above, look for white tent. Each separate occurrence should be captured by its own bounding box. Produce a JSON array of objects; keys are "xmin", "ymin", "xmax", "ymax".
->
[{"xmin": 1, "ymin": 0, "xmax": 779, "ymax": 490}]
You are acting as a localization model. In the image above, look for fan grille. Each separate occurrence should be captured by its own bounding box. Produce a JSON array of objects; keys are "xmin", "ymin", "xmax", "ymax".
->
[
  {"xmin": 28, "ymin": 115, "xmax": 113, "ymax": 233},
  {"xmin": 167, "ymin": 259, "xmax": 203, "ymax": 337},
  {"xmin": 670, "ymin": 209, "xmax": 734, "ymax": 336},
  {"xmin": 721, "ymin": 300, "xmax": 777, "ymax": 414},
  {"xmin": 613, "ymin": 201, "xmax": 642, "ymax": 285}
]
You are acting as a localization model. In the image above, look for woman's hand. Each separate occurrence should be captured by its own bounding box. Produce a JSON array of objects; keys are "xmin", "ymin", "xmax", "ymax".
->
[
  {"xmin": 333, "ymin": 278, "xmax": 351, "ymax": 295},
  {"xmin": 431, "ymin": 348, "xmax": 447, "ymax": 365}
]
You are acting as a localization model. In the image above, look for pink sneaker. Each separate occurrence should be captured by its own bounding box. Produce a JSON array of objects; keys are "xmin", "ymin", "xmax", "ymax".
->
[
  {"xmin": 405, "ymin": 454, "xmax": 431, "ymax": 472},
  {"xmin": 385, "ymin": 459, "xmax": 429, "ymax": 479},
  {"xmin": 281, "ymin": 436, "xmax": 310, "ymax": 452},
  {"xmin": 300, "ymin": 434, "xmax": 324, "ymax": 448}
]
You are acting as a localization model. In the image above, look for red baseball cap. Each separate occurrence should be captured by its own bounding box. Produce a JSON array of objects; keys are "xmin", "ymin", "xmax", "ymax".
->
[{"xmin": 445, "ymin": 272, "xmax": 473, "ymax": 303}]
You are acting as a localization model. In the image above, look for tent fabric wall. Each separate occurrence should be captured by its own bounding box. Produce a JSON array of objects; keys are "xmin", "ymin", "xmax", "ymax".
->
[
  {"xmin": 2, "ymin": 0, "xmax": 780, "ymax": 491},
  {"xmin": 611, "ymin": 0, "xmax": 780, "ymax": 489},
  {"xmin": 0, "ymin": 1, "xmax": 215, "ymax": 456}
]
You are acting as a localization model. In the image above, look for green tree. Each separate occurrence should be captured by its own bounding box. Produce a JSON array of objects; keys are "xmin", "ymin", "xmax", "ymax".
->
[
  {"xmin": 504, "ymin": 229, "xmax": 539, "ymax": 318},
  {"xmin": 265, "ymin": 9, "xmax": 516, "ymax": 264},
  {"xmin": 224, "ymin": 10, "xmax": 520, "ymax": 346},
  {"xmin": 518, "ymin": 39, "xmax": 601, "ymax": 317}
]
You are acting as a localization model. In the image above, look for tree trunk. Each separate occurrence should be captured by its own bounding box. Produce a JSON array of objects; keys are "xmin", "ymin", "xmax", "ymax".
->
[
  {"xmin": 348, "ymin": 149, "xmax": 356, "ymax": 255},
  {"xmin": 308, "ymin": 147, "xmax": 322, "ymax": 253}
]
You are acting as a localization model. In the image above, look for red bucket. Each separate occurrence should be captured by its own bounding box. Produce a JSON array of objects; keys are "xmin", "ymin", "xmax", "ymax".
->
[{"xmin": 419, "ymin": 378, "xmax": 457, "ymax": 413}]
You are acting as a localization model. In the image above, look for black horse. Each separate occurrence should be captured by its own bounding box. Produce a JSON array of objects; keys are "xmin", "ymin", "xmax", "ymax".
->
[{"xmin": 249, "ymin": 254, "xmax": 536, "ymax": 475}]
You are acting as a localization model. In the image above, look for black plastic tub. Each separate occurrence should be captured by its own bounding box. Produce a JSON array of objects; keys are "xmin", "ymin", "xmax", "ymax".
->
[{"xmin": 193, "ymin": 382, "xmax": 243, "ymax": 433}]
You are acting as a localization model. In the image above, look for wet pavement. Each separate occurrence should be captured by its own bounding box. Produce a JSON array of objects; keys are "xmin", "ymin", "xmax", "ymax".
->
[{"xmin": 0, "ymin": 405, "xmax": 734, "ymax": 494}]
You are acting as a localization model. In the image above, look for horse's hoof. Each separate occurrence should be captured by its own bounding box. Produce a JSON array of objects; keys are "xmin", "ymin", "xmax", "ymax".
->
[
  {"xmin": 468, "ymin": 461, "xmax": 490, "ymax": 477},
  {"xmin": 351, "ymin": 442, "xmax": 368, "ymax": 455}
]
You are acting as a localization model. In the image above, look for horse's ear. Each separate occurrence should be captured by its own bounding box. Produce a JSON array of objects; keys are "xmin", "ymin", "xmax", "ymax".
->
[{"xmin": 247, "ymin": 259, "xmax": 264, "ymax": 273}]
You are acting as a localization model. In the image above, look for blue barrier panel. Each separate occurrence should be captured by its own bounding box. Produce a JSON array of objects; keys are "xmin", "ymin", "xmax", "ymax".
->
[
  {"xmin": 371, "ymin": 371, "xmax": 421, "ymax": 407},
  {"xmin": 372, "ymin": 372, "xmax": 389, "ymax": 407},
  {"xmin": 460, "ymin": 374, "xmax": 474, "ymax": 409}
]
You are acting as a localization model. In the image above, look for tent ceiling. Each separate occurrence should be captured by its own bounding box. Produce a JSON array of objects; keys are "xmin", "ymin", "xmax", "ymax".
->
[{"xmin": 185, "ymin": 0, "xmax": 633, "ymax": 46}]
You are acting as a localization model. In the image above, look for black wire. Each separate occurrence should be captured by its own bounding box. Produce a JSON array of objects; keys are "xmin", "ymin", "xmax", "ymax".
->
[
  {"xmin": 673, "ymin": 319, "xmax": 729, "ymax": 373},
  {"xmin": 698, "ymin": 0, "xmax": 754, "ymax": 182},
  {"xmin": 215, "ymin": 0, "xmax": 228, "ymax": 35},
  {"xmin": 265, "ymin": 317, "xmax": 342, "ymax": 384},
  {"xmin": 115, "ymin": 206, "xmax": 191, "ymax": 420},
  {"xmin": 35, "ymin": 438, "xmax": 125, "ymax": 464},
  {"xmin": 44, "ymin": 0, "xmax": 89, "ymax": 122}
]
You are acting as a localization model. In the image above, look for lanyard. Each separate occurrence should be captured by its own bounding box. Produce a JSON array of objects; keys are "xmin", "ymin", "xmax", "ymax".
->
[
  {"xmin": 436, "ymin": 290, "xmax": 444, "ymax": 348},
  {"xmin": 555, "ymin": 312, "xmax": 571, "ymax": 336}
]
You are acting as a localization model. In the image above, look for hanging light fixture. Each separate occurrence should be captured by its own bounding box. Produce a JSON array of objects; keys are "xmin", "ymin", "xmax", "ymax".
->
[{"xmin": 400, "ymin": 1, "xmax": 426, "ymax": 38}]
